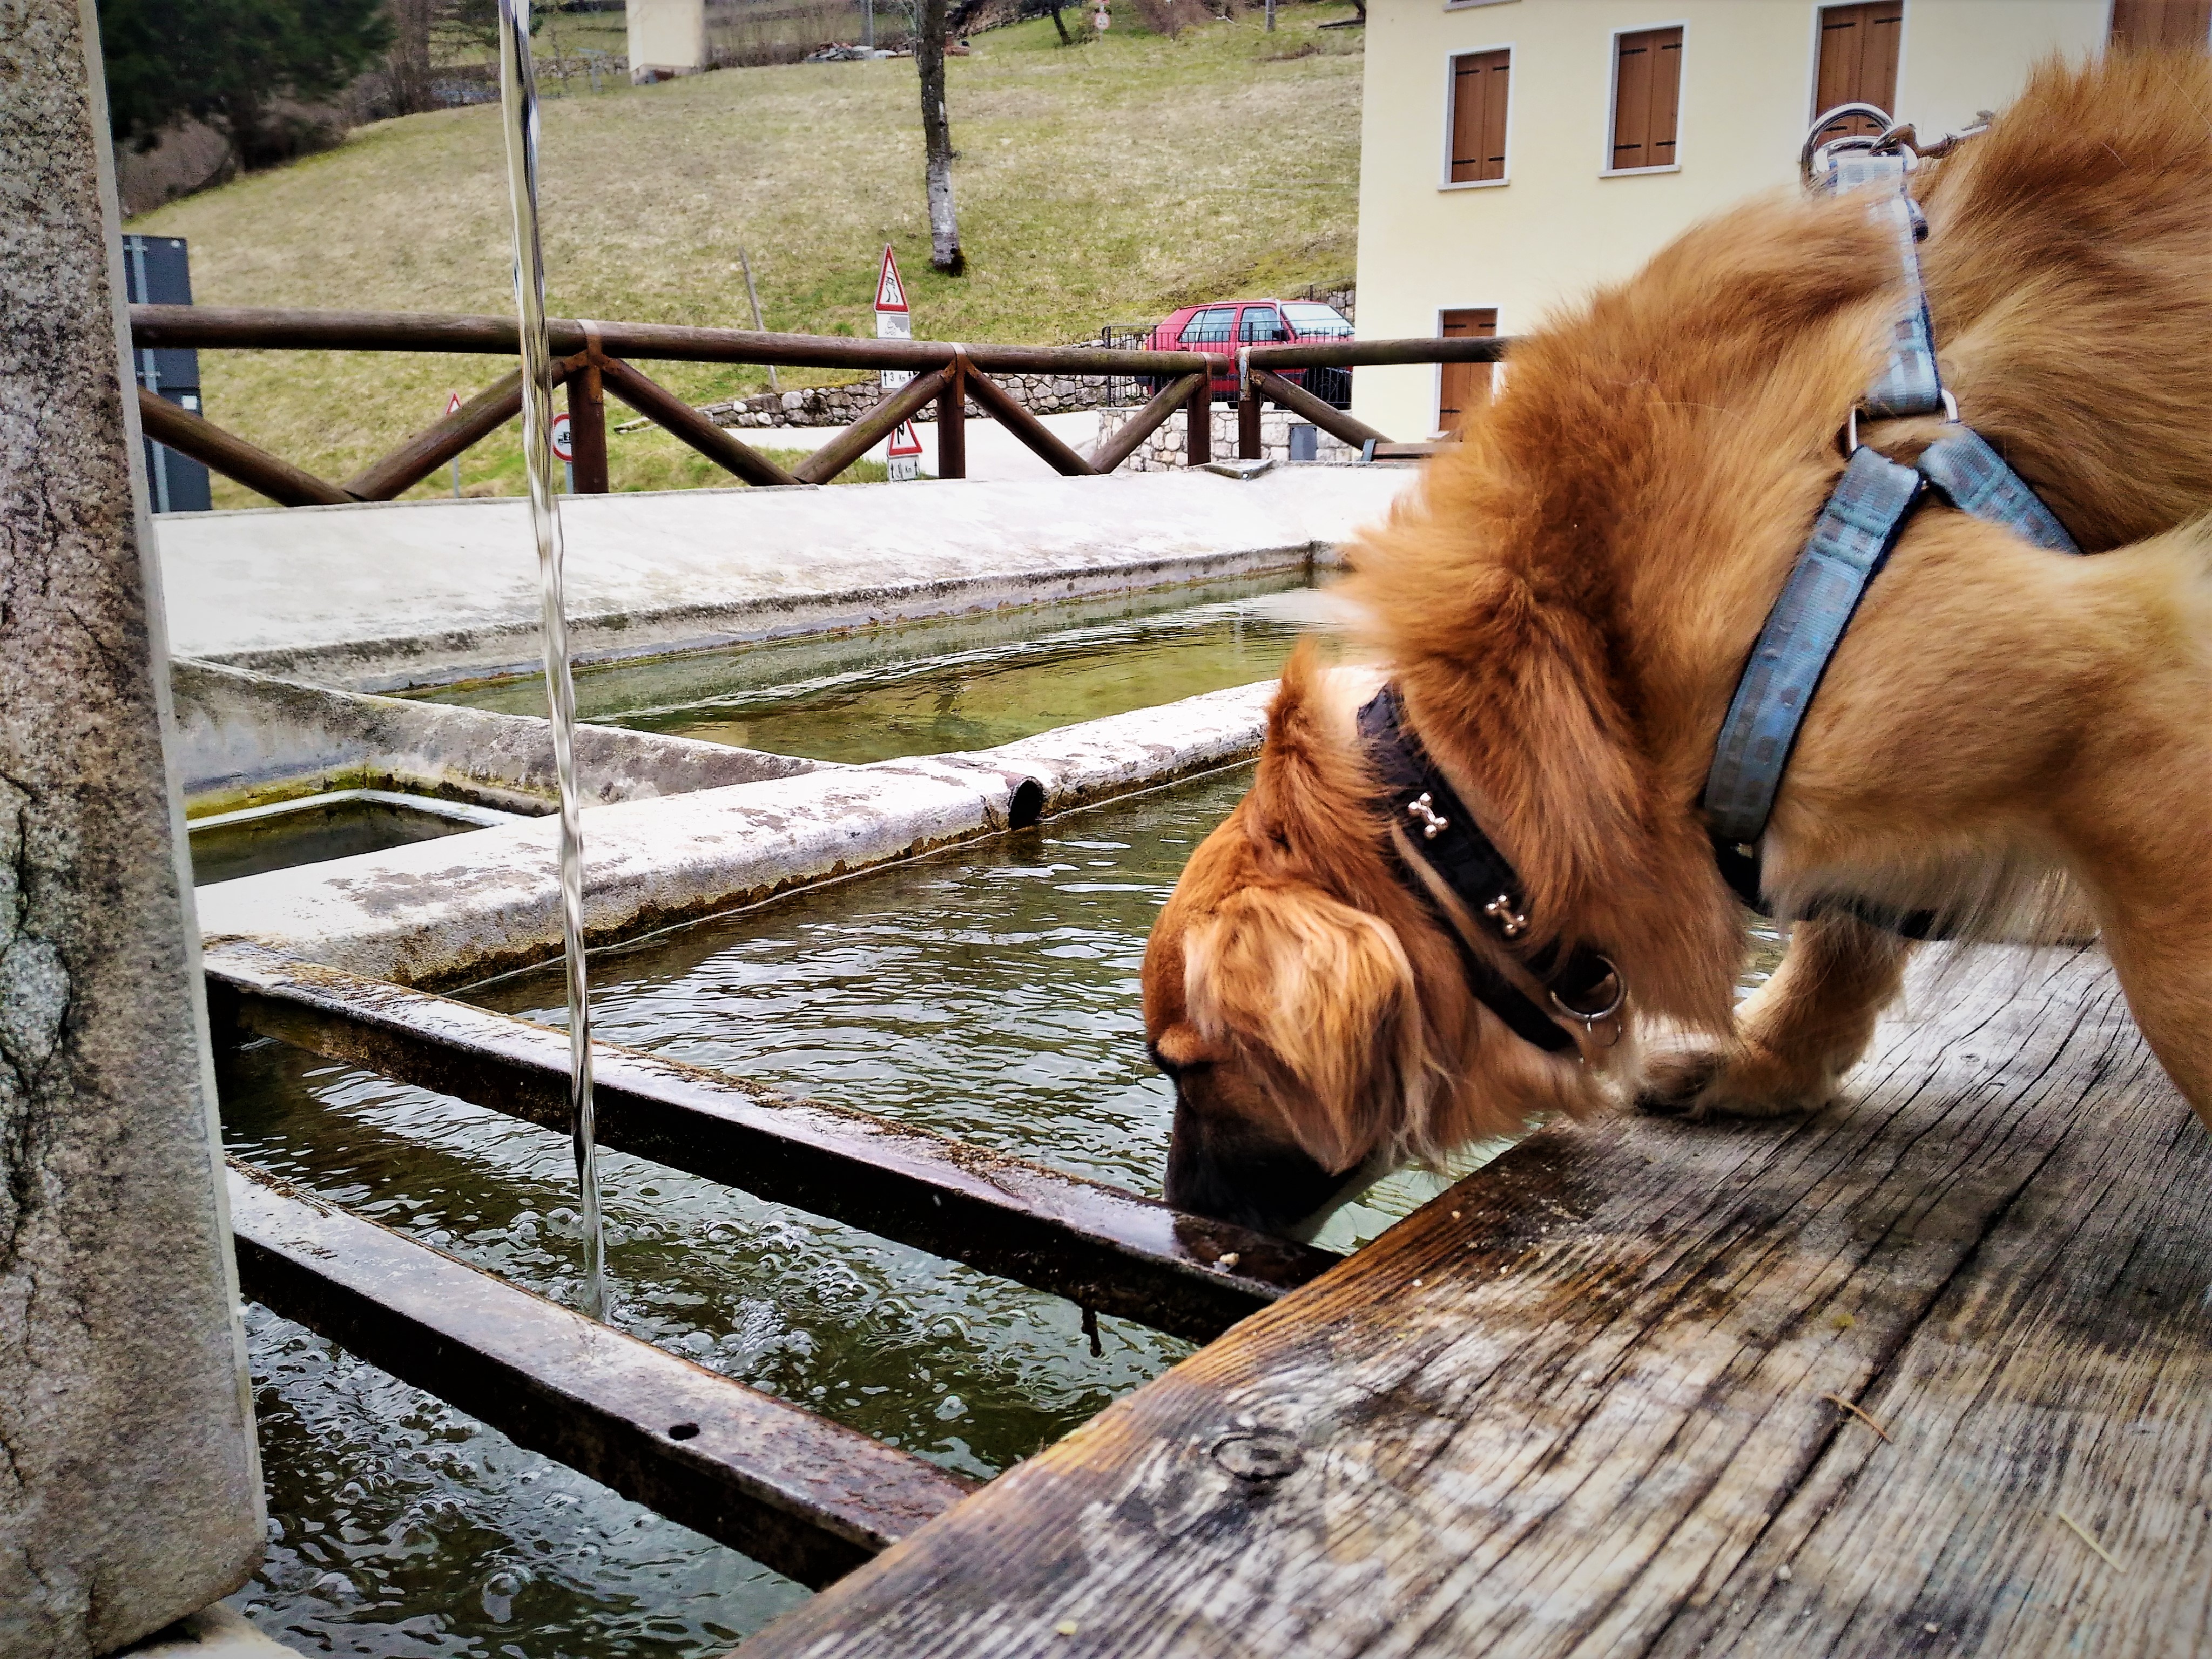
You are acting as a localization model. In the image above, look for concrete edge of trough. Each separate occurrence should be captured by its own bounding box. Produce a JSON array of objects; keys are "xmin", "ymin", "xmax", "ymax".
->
[
  {"xmin": 194, "ymin": 679, "xmax": 1275, "ymax": 989},
  {"xmin": 198, "ymin": 544, "xmax": 1337, "ymax": 696},
  {"xmin": 172, "ymin": 656, "xmax": 816, "ymax": 818}
]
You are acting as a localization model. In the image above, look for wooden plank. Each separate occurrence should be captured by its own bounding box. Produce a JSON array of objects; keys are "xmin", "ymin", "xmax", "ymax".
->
[
  {"xmin": 962, "ymin": 367, "xmax": 1096, "ymax": 477},
  {"xmin": 1092, "ymin": 373, "xmax": 1205, "ymax": 474},
  {"xmin": 598, "ymin": 355, "xmax": 802, "ymax": 488},
  {"xmin": 136, "ymin": 387, "xmax": 354, "ymax": 506},
  {"xmin": 204, "ymin": 945, "xmax": 1334, "ymax": 1343},
  {"xmin": 1251, "ymin": 367, "xmax": 1389, "ymax": 450},
  {"xmin": 1658, "ymin": 965, "xmax": 2212, "ymax": 1658},
  {"xmin": 743, "ymin": 946, "xmax": 2212, "ymax": 1656},
  {"xmin": 792, "ymin": 366, "xmax": 954, "ymax": 485},
  {"xmin": 230, "ymin": 1164, "xmax": 974, "ymax": 1589}
]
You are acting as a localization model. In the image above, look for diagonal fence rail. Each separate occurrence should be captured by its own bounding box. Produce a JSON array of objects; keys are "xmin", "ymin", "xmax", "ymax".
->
[
  {"xmin": 128, "ymin": 304, "xmax": 1510, "ymax": 503},
  {"xmin": 206, "ymin": 945, "xmax": 1336, "ymax": 1346}
]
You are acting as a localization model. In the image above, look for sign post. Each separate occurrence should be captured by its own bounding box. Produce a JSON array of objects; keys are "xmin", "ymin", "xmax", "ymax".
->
[
  {"xmin": 551, "ymin": 409, "xmax": 575, "ymax": 495},
  {"xmin": 886, "ymin": 418, "xmax": 923, "ymax": 483},
  {"xmin": 874, "ymin": 244, "xmax": 919, "ymax": 480},
  {"xmin": 447, "ymin": 390, "xmax": 465, "ymax": 497}
]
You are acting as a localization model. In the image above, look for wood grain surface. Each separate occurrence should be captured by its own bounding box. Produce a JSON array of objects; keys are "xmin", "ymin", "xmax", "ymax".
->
[{"xmin": 741, "ymin": 946, "xmax": 2212, "ymax": 1657}]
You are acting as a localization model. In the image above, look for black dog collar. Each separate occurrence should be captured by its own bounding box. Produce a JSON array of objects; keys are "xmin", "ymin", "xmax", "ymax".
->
[{"xmin": 1357, "ymin": 686, "xmax": 1624, "ymax": 1054}]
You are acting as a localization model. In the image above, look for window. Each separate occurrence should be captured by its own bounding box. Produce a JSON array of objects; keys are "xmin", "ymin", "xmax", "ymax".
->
[
  {"xmin": 1812, "ymin": 2, "xmax": 1903, "ymax": 143},
  {"xmin": 1438, "ymin": 308, "xmax": 1498, "ymax": 436},
  {"xmin": 1237, "ymin": 306, "xmax": 1287, "ymax": 343},
  {"xmin": 1448, "ymin": 49, "xmax": 1511, "ymax": 184},
  {"xmin": 1609, "ymin": 26, "xmax": 1683, "ymax": 172},
  {"xmin": 2110, "ymin": 0, "xmax": 2212, "ymax": 46},
  {"xmin": 1180, "ymin": 307, "xmax": 1236, "ymax": 347}
]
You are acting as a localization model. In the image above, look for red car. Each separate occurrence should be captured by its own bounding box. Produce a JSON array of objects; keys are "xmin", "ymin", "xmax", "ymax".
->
[{"xmin": 1143, "ymin": 298, "xmax": 1354, "ymax": 406}]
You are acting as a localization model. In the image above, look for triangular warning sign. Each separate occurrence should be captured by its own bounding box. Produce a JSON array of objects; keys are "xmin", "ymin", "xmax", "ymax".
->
[
  {"xmin": 887, "ymin": 418, "xmax": 923, "ymax": 457},
  {"xmin": 875, "ymin": 244, "xmax": 909, "ymax": 314}
]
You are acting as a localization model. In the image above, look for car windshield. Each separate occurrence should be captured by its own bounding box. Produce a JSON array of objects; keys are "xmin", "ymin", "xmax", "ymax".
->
[{"xmin": 1282, "ymin": 302, "xmax": 1352, "ymax": 336}]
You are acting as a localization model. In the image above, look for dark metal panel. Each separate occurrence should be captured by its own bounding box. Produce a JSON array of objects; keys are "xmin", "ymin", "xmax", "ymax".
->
[
  {"xmin": 228, "ymin": 1165, "xmax": 975, "ymax": 1589},
  {"xmin": 205, "ymin": 947, "xmax": 1335, "ymax": 1344}
]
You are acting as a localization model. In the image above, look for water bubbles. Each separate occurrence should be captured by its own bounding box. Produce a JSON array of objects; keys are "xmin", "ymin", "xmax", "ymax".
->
[
  {"xmin": 677, "ymin": 1331, "xmax": 714, "ymax": 1355},
  {"xmin": 335, "ymin": 1480, "xmax": 366, "ymax": 1507},
  {"xmin": 544, "ymin": 1208, "xmax": 581, "ymax": 1238},
  {"xmin": 309, "ymin": 1571, "xmax": 359, "ymax": 1604},
  {"xmin": 934, "ymin": 1394, "xmax": 968, "ymax": 1421},
  {"xmin": 481, "ymin": 1567, "xmax": 528, "ymax": 1622},
  {"xmin": 703, "ymin": 1224, "xmax": 737, "ymax": 1246}
]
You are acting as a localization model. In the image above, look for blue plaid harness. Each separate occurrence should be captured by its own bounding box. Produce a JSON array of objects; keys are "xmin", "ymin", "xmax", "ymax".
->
[{"xmin": 1702, "ymin": 141, "xmax": 2082, "ymax": 935}]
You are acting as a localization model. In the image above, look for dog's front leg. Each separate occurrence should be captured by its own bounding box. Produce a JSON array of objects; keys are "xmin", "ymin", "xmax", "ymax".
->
[{"xmin": 1637, "ymin": 911, "xmax": 1911, "ymax": 1120}]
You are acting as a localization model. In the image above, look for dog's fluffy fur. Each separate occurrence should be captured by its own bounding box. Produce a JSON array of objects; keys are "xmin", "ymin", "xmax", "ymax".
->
[{"xmin": 1144, "ymin": 52, "xmax": 2212, "ymax": 1229}]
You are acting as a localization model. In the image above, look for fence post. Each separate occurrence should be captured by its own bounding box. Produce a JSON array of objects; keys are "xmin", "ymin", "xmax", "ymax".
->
[
  {"xmin": 939, "ymin": 348, "xmax": 967, "ymax": 480},
  {"xmin": 569, "ymin": 358, "xmax": 609, "ymax": 493},
  {"xmin": 1236, "ymin": 348, "xmax": 1261, "ymax": 460},
  {"xmin": 1185, "ymin": 376, "xmax": 1211, "ymax": 468}
]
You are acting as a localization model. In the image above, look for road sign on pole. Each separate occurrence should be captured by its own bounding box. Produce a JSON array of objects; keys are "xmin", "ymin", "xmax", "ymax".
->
[
  {"xmin": 446, "ymin": 391, "xmax": 464, "ymax": 497},
  {"xmin": 876, "ymin": 243, "xmax": 913, "ymax": 396},
  {"xmin": 887, "ymin": 417, "xmax": 922, "ymax": 482},
  {"xmin": 551, "ymin": 409, "xmax": 574, "ymax": 494}
]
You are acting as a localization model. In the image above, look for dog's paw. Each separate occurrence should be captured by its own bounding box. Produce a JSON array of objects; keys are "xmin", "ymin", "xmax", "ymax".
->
[{"xmin": 1635, "ymin": 1046, "xmax": 1829, "ymax": 1121}]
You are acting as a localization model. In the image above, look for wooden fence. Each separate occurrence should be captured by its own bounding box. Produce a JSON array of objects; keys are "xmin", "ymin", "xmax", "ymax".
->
[{"xmin": 127, "ymin": 304, "xmax": 1510, "ymax": 504}]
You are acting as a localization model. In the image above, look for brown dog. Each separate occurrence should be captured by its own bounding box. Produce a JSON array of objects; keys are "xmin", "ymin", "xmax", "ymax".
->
[{"xmin": 1144, "ymin": 52, "xmax": 2212, "ymax": 1235}]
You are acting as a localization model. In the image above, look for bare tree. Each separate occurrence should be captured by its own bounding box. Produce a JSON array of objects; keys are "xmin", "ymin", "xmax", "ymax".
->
[{"xmin": 915, "ymin": 0, "xmax": 965, "ymax": 274}]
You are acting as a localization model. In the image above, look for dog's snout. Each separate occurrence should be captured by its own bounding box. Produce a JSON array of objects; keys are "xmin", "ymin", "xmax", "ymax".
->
[{"xmin": 1165, "ymin": 1099, "xmax": 1352, "ymax": 1236}]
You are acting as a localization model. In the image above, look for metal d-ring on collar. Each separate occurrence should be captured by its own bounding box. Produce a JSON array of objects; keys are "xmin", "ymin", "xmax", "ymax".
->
[
  {"xmin": 1357, "ymin": 685, "xmax": 1627, "ymax": 1055},
  {"xmin": 1704, "ymin": 112, "xmax": 2083, "ymax": 921}
]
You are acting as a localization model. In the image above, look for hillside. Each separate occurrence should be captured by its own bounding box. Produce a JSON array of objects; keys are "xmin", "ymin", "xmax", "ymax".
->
[{"xmin": 129, "ymin": 6, "xmax": 1364, "ymax": 504}]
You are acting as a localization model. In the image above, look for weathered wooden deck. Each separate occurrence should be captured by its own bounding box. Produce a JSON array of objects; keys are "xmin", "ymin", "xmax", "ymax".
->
[{"xmin": 743, "ymin": 945, "xmax": 2212, "ymax": 1657}]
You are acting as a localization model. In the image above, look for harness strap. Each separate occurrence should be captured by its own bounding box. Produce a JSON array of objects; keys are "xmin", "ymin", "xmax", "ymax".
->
[
  {"xmin": 1916, "ymin": 426, "xmax": 2080, "ymax": 554},
  {"xmin": 1861, "ymin": 192, "xmax": 1944, "ymax": 420},
  {"xmin": 1704, "ymin": 446, "xmax": 1926, "ymax": 847}
]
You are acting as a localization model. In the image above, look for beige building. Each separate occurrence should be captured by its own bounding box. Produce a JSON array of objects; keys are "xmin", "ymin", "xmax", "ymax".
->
[{"xmin": 1350, "ymin": 0, "xmax": 2206, "ymax": 441}]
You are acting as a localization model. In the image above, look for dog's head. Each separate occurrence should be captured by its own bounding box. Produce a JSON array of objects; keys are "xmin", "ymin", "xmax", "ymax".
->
[{"xmin": 1143, "ymin": 644, "xmax": 1613, "ymax": 1235}]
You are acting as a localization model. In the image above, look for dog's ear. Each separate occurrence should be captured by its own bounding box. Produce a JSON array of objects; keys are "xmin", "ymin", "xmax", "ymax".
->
[
  {"xmin": 1240, "ymin": 640, "xmax": 1378, "ymax": 876},
  {"xmin": 1183, "ymin": 885, "xmax": 1427, "ymax": 1175}
]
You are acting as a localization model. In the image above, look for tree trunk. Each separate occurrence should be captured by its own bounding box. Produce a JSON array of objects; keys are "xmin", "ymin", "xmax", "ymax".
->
[
  {"xmin": 1049, "ymin": 3, "xmax": 1072, "ymax": 43},
  {"xmin": 916, "ymin": 0, "xmax": 965, "ymax": 275},
  {"xmin": 387, "ymin": 0, "xmax": 437, "ymax": 116}
]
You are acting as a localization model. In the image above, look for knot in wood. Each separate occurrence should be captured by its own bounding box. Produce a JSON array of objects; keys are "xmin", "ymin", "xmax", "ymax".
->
[{"xmin": 1210, "ymin": 1429, "xmax": 1302, "ymax": 1481}]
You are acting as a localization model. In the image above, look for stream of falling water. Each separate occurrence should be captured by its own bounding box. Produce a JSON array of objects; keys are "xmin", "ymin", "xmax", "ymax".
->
[{"xmin": 496, "ymin": 0, "xmax": 606, "ymax": 1321}]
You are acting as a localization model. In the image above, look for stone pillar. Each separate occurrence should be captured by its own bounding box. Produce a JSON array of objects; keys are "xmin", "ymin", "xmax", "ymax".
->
[
  {"xmin": 627, "ymin": 0, "xmax": 707, "ymax": 81},
  {"xmin": 0, "ymin": 2, "xmax": 264, "ymax": 1654}
]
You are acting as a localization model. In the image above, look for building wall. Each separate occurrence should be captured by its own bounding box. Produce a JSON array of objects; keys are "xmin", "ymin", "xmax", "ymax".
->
[
  {"xmin": 1352, "ymin": 0, "xmax": 2110, "ymax": 440},
  {"xmin": 629, "ymin": 0, "xmax": 706, "ymax": 78}
]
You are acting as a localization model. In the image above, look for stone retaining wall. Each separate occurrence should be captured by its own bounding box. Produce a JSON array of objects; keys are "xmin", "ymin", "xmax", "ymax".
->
[
  {"xmin": 1098, "ymin": 404, "xmax": 1363, "ymax": 471},
  {"xmin": 704, "ymin": 370, "xmax": 1119, "ymax": 429}
]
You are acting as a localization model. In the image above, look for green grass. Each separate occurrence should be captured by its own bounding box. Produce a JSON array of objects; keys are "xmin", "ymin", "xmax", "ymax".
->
[{"xmin": 129, "ymin": 5, "xmax": 1361, "ymax": 506}]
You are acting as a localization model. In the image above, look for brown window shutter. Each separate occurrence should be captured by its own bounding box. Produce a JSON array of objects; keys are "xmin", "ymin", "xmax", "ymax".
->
[
  {"xmin": 1612, "ymin": 26, "xmax": 1683, "ymax": 170},
  {"xmin": 1450, "ymin": 50, "xmax": 1511, "ymax": 184},
  {"xmin": 2110, "ymin": 0, "xmax": 2212, "ymax": 46},
  {"xmin": 1813, "ymin": 3, "xmax": 1904, "ymax": 141},
  {"xmin": 1438, "ymin": 308, "xmax": 1498, "ymax": 436}
]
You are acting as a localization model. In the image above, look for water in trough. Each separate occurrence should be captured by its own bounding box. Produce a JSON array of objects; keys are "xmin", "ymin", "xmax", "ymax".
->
[{"xmin": 414, "ymin": 574, "xmax": 1316, "ymax": 761}]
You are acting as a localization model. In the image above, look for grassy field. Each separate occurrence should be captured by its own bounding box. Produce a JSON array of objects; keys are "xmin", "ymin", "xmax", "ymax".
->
[{"xmin": 130, "ymin": 5, "xmax": 1362, "ymax": 505}]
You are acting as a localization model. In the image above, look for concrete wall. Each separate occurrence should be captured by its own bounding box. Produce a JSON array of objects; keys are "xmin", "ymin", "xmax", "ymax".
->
[
  {"xmin": 1351, "ymin": 0, "xmax": 2109, "ymax": 440},
  {"xmin": 171, "ymin": 660, "xmax": 815, "ymax": 818},
  {"xmin": 0, "ymin": 2, "xmax": 262, "ymax": 1649},
  {"xmin": 152, "ymin": 467, "xmax": 1413, "ymax": 691},
  {"xmin": 197, "ymin": 681, "xmax": 1279, "ymax": 989}
]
